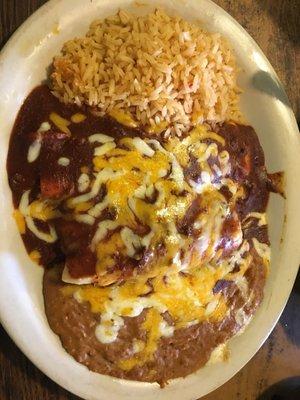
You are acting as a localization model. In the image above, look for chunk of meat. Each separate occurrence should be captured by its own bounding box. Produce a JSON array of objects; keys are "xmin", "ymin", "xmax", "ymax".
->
[
  {"xmin": 40, "ymin": 171, "xmax": 74, "ymax": 199},
  {"xmin": 217, "ymin": 211, "xmax": 242, "ymax": 257},
  {"xmin": 65, "ymin": 248, "xmax": 97, "ymax": 278},
  {"xmin": 32, "ymin": 131, "xmax": 75, "ymax": 199},
  {"xmin": 55, "ymin": 220, "xmax": 97, "ymax": 279},
  {"xmin": 55, "ymin": 219, "xmax": 93, "ymax": 255},
  {"xmin": 34, "ymin": 131, "xmax": 94, "ymax": 200}
]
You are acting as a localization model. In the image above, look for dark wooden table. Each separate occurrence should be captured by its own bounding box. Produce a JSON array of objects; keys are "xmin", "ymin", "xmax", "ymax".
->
[{"xmin": 0, "ymin": 1, "xmax": 299, "ymax": 399}]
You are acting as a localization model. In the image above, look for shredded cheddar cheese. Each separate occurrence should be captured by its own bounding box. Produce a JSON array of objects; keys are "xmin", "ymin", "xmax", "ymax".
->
[
  {"xmin": 29, "ymin": 200, "xmax": 60, "ymax": 221},
  {"xmin": 119, "ymin": 309, "xmax": 163, "ymax": 370},
  {"xmin": 13, "ymin": 209, "xmax": 26, "ymax": 234},
  {"xmin": 29, "ymin": 250, "xmax": 41, "ymax": 264},
  {"xmin": 18, "ymin": 191, "xmax": 58, "ymax": 243},
  {"xmin": 71, "ymin": 113, "xmax": 86, "ymax": 123},
  {"xmin": 49, "ymin": 112, "xmax": 71, "ymax": 134},
  {"xmin": 109, "ymin": 109, "xmax": 137, "ymax": 127}
]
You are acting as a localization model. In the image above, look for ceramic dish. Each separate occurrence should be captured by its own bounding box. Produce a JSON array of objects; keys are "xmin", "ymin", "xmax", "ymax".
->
[{"xmin": 0, "ymin": 1, "xmax": 299, "ymax": 399}]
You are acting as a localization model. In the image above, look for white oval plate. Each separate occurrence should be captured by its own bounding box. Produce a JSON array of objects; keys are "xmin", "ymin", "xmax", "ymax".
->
[{"xmin": 0, "ymin": 1, "xmax": 299, "ymax": 399}]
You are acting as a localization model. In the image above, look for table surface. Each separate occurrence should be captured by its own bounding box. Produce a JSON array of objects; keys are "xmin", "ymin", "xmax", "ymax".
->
[{"xmin": 0, "ymin": 1, "xmax": 299, "ymax": 399}]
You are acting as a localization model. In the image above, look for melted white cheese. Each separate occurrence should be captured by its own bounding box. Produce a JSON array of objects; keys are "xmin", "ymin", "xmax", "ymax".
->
[
  {"xmin": 26, "ymin": 216, "xmax": 57, "ymax": 243},
  {"xmin": 95, "ymin": 313, "xmax": 124, "ymax": 344},
  {"xmin": 88, "ymin": 133, "xmax": 114, "ymax": 143},
  {"xmin": 94, "ymin": 142, "xmax": 116, "ymax": 156},
  {"xmin": 38, "ymin": 122, "xmax": 51, "ymax": 132},
  {"xmin": 159, "ymin": 320, "xmax": 175, "ymax": 337},
  {"xmin": 74, "ymin": 214, "xmax": 95, "ymax": 225},
  {"xmin": 244, "ymin": 212, "xmax": 267, "ymax": 227},
  {"xmin": 57, "ymin": 157, "xmax": 70, "ymax": 166},
  {"xmin": 169, "ymin": 155, "xmax": 184, "ymax": 189},
  {"xmin": 252, "ymin": 238, "xmax": 270, "ymax": 263},
  {"xmin": 141, "ymin": 231, "xmax": 154, "ymax": 248},
  {"xmin": 205, "ymin": 299, "xmax": 218, "ymax": 316},
  {"xmin": 27, "ymin": 139, "xmax": 42, "ymax": 163},
  {"xmin": 77, "ymin": 173, "xmax": 90, "ymax": 193},
  {"xmin": 91, "ymin": 220, "xmax": 119, "ymax": 250},
  {"xmin": 219, "ymin": 150, "xmax": 231, "ymax": 175},
  {"xmin": 146, "ymin": 139, "xmax": 167, "ymax": 154},
  {"xmin": 121, "ymin": 227, "xmax": 142, "ymax": 257},
  {"xmin": 18, "ymin": 191, "xmax": 57, "ymax": 243},
  {"xmin": 207, "ymin": 343, "xmax": 228, "ymax": 365},
  {"xmin": 27, "ymin": 121, "xmax": 51, "ymax": 163},
  {"xmin": 70, "ymin": 168, "xmax": 123, "ymax": 205},
  {"xmin": 134, "ymin": 185, "xmax": 147, "ymax": 199},
  {"xmin": 132, "ymin": 137, "xmax": 155, "ymax": 157},
  {"xmin": 88, "ymin": 198, "xmax": 109, "ymax": 218}
]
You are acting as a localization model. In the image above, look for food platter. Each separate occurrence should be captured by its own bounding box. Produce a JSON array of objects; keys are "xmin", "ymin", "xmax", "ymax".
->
[{"xmin": 0, "ymin": 1, "xmax": 299, "ymax": 399}]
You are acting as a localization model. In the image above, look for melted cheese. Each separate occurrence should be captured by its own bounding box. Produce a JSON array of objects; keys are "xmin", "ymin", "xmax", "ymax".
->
[
  {"xmin": 159, "ymin": 320, "xmax": 175, "ymax": 337},
  {"xmin": 94, "ymin": 142, "xmax": 116, "ymax": 156},
  {"xmin": 38, "ymin": 122, "xmax": 51, "ymax": 132},
  {"xmin": 13, "ymin": 209, "xmax": 26, "ymax": 234},
  {"xmin": 49, "ymin": 112, "xmax": 71, "ymax": 134},
  {"xmin": 27, "ymin": 139, "xmax": 42, "ymax": 163},
  {"xmin": 121, "ymin": 227, "xmax": 142, "ymax": 257},
  {"xmin": 77, "ymin": 173, "xmax": 90, "ymax": 193},
  {"xmin": 243, "ymin": 212, "xmax": 267, "ymax": 227},
  {"xmin": 29, "ymin": 200, "xmax": 60, "ymax": 221},
  {"xmin": 88, "ymin": 198, "xmax": 109, "ymax": 218},
  {"xmin": 74, "ymin": 214, "xmax": 95, "ymax": 225},
  {"xmin": 69, "ymin": 168, "xmax": 123, "ymax": 206},
  {"xmin": 18, "ymin": 191, "xmax": 57, "ymax": 243},
  {"xmin": 252, "ymin": 238, "xmax": 270, "ymax": 265},
  {"xmin": 207, "ymin": 343, "xmax": 229, "ymax": 365},
  {"xmin": 148, "ymin": 121, "xmax": 168, "ymax": 134},
  {"xmin": 89, "ymin": 133, "xmax": 114, "ymax": 143},
  {"xmin": 219, "ymin": 150, "xmax": 231, "ymax": 175},
  {"xmin": 132, "ymin": 137, "xmax": 155, "ymax": 157},
  {"xmin": 120, "ymin": 308, "xmax": 163, "ymax": 369},
  {"xmin": 27, "ymin": 120, "xmax": 50, "ymax": 164},
  {"xmin": 109, "ymin": 109, "xmax": 137, "ymax": 127},
  {"xmin": 188, "ymin": 126, "xmax": 226, "ymax": 146},
  {"xmin": 95, "ymin": 314, "xmax": 124, "ymax": 344},
  {"xmin": 29, "ymin": 250, "xmax": 41, "ymax": 264},
  {"xmin": 169, "ymin": 155, "xmax": 184, "ymax": 189},
  {"xmin": 71, "ymin": 113, "xmax": 86, "ymax": 123},
  {"xmin": 58, "ymin": 157, "xmax": 70, "ymax": 166},
  {"xmin": 92, "ymin": 220, "xmax": 119, "ymax": 249},
  {"xmin": 22, "ymin": 122, "xmax": 269, "ymax": 369},
  {"xmin": 26, "ymin": 217, "xmax": 57, "ymax": 243}
]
